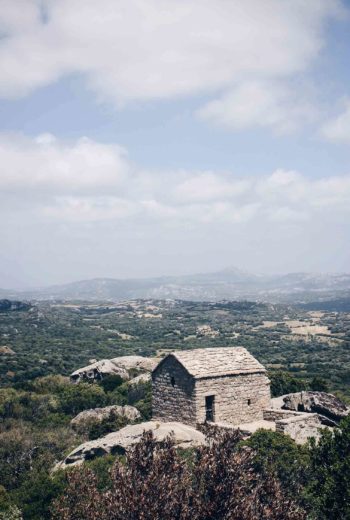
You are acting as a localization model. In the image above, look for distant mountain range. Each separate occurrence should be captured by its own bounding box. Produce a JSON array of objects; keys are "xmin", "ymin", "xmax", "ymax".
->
[{"xmin": 1, "ymin": 268, "xmax": 350, "ymax": 304}]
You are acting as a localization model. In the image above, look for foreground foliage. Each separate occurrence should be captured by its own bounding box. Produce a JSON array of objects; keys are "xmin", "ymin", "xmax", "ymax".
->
[
  {"xmin": 308, "ymin": 415, "xmax": 350, "ymax": 519},
  {"xmin": 3, "ymin": 410, "xmax": 350, "ymax": 519},
  {"xmin": 52, "ymin": 429, "xmax": 306, "ymax": 520},
  {"xmin": 0, "ymin": 375, "xmax": 151, "ymax": 519}
]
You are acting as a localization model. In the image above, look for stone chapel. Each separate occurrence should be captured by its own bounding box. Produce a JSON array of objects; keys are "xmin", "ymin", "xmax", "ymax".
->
[{"xmin": 152, "ymin": 347, "xmax": 271, "ymax": 426}]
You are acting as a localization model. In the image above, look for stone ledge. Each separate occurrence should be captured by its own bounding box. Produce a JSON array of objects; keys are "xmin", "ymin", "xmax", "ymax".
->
[
  {"xmin": 263, "ymin": 408, "xmax": 305, "ymax": 421},
  {"xmin": 276, "ymin": 413, "xmax": 320, "ymax": 426}
]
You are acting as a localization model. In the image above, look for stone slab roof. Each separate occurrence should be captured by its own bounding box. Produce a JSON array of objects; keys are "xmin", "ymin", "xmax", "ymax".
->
[{"xmin": 160, "ymin": 347, "xmax": 266, "ymax": 379}]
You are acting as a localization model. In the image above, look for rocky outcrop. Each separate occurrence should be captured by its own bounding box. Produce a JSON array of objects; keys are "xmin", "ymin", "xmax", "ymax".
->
[
  {"xmin": 128, "ymin": 373, "xmax": 151, "ymax": 386},
  {"xmin": 57, "ymin": 421, "xmax": 206, "ymax": 469},
  {"xmin": 111, "ymin": 355, "xmax": 158, "ymax": 372},
  {"xmin": 263, "ymin": 408, "xmax": 325, "ymax": 443},
  {"xmin": 275, "ymin": 412, "xmax": 324, "ymax": 444},
  {"xmin": 282, "ymin": 391, "xmax": 349, "ymax": 426},
  {"xmin": 71, "ymin": 405, "xmax": 141, "ymax": 430},
  {"xmin": 70, "ymin": 359, "xmax": 129, "ymax": 383},
  {"xmin": 0, "ymin": 346, "xmax": 15, "ymax": 355},
  {"xmin": 70, "ymin": 355, "xmax": 158, "ymax": 383},
  {"xmin": 270, "ymin": 396, "xmax": 285, "ymax": 409}
]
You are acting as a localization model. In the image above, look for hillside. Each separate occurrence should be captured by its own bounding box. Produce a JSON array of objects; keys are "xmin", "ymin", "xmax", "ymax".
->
[
  {"xmin": 1, "ymin": 298, "xmax": 350, "ymax": 398},
  {"xmin": 1, "ymin": 268, "xmax": 350, "ymax": 304}
]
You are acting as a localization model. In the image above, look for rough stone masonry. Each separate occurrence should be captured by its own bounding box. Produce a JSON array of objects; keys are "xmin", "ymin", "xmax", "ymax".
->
[{"xmin": 152, "ymin": 347, "xmax": 271, "ymax": 426}]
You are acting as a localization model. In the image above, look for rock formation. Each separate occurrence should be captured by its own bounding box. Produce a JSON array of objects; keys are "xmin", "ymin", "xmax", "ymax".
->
[
  {"xmin": 70, "ymin": 405, "xmax": 141, "ymax": 430},
  {"xmin": 57, "ymin": 421, "xmax": 206, "ymax": 469},
  {"xmin": 282, "ymin": 391, "xmax": 349, "ymax": 426},
  {"xmin": 110, "ymin": 355, "xmax": 158, "ymax": 372},
  {"xmin": 70, "ymin": 359, "xmax": 129, "ymax": 383},
  {"xmin": 128, "ymin": 373, "xmax": 151, "ymax": 386},
  {"xmin": 70, "ymin": 355, "xmax": 158, "ymax": 383},
  {"xmin": 0, "ymin": 346, "xmax": 16, "ymax": 355}
]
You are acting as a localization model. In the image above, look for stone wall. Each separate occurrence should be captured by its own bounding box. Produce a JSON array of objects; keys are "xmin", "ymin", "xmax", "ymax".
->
[
  {"xmin": 152, "ymin": 357, "xmax": 196, "ymax": 425},
  {"xmin": 263, "ymin": 409, "xmax": 301, "ymax": 421},
  {"xmin": 195, "ymin": 373, "xmax": 271, "ymax": 425},
  {"xmin": 274, "ymin": 413, "xmax": 323, "ymax": 444}
]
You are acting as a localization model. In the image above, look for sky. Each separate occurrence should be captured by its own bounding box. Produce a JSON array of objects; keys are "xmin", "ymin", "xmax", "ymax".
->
[{"xmin": 1, "ymin": 0, "xmax": 350, "ymax": 288}]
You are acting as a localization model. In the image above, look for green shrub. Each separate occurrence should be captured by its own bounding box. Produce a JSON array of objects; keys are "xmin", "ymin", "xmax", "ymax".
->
[
  {"xmin": 269, "ymin": 371, "xmax": 308, "ymax": 397},
  {"xmin": 58, "ymin": 384, "xmax": 107, "ymax": 416},
  {"xmin": 307, "ymin": 415, "xmax": 350, "ymax": 519}
]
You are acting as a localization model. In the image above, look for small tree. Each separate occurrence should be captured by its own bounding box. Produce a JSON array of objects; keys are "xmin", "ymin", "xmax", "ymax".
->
[
  {"xmin": 246, "ymin": 429, "xmax": 309, "ymax": 505},
  {"xmin": 269, "ymin": 371, "xmax": 308, "ymax": 397},
  {"xmin": 307, "ymin": 415, "xmax": 350, "ymax": 519},
  {"xmin": 52, "ymin": 429, "xmax": 306, "ymax": 520},
  {"xmin": 309, "ymin": 377, "xmax": 329, "ymax": 392}
]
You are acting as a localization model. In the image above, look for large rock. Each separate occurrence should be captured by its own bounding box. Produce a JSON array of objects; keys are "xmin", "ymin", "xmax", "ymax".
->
[
  {"xmin": 110, "ymin": 355, "xmax": 158, "ymax": 372},
  {"xmin": 282, "ymin": 391, "xmax": 349, "ymax": 425},
  {"xmin": 71, "ymin": 405, "xmax": 141, "ymax": 429},
  {"xmin": 70, "ymin": 356, "xmax": 158, "ymax": 383},
  {"xmin": 128, "ymin": 372, "xmax": 151, "ymax": 386},
  {"xmin": 70, "ymin": 359, "xmax": 129, "ymax": 383},
  {"xmin": 58, "ymin": 421, "xmax": 206, "ymax": 468},
  {"xmin": 270, "ymin": 396, "xmax": 285, "ymax": 409},
  {"xmin": 0, "ymin": 346, "xmax": 15, "ymax": 355}
]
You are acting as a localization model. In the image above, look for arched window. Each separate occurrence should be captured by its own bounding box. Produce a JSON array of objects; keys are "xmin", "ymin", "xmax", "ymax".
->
[{"xmin": 171, "ymin": 376, "xmax": 175, "ymax": 387}]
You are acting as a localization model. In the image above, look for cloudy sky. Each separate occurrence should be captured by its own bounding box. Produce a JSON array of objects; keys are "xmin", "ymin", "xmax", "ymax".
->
[{"xmin": 1, "ymin": 0, "xmax": 350, "ymax": 288}]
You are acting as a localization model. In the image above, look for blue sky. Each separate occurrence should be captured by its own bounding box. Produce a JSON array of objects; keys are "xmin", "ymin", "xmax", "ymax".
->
[{"xmin": 0, "ymin": 0, "xmax": 350, "ymax": 287}]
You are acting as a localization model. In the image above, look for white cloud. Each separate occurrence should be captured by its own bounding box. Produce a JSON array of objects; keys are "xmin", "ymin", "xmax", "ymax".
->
[
  {"xmin": 42, "ymin": 196, "xmax": 138, "ymax": 222},
  {"xmin": 1, "ymin": 132, "xmax": 350, "ymax": 281},
  {"xmin": 174, "ymin": 172, "xmax": 250, "ymax": 202},
  {"xmin": 1, "ymin": 132, "xmax": 350, "ymax": 226},
  {"xmin": 0, "ymin": 133, "xmax": 129, "ymax": 191},
  {"xmin": 266, "ymin": 206, "xmax": 308, "ymax": 222},
  {"xmin": 0, "ymin": 0, "xmax": 342, "ymax": 106},
  {"xmin": 321, "ymin": 99, "xmax": 350, "ymax": 143},
  {"xmin": 197, "ymin": 81, "xmax": 315, "ymax": 134},
  {"xmin": 309, "ymin": 175, "xmax": 350, "ymax": 209},
  {"xmin": 256, "ymin": 169, "xmax": 307, "ymax": 204}
]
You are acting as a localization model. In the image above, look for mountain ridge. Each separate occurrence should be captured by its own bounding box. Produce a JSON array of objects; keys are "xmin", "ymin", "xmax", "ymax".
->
[{"xmin": 1, "ymin": 268, "xmax": 350, "ymax": 303}]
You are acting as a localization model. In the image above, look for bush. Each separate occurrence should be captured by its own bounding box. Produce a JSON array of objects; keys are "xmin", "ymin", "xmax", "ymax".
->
[
  {"xmin": 269, "ymin": 371, "xmax": 308, "ymax": 397},
  {"xmin": 309, "ymin": 377, "xmax": 329, "ymax": 392},
  {"xmin": 52, "ymin": 429, "xmax": 306, "ymax": 520},
  {"xmin": 307, "ymin": 415, "xmax": 350, "ymax": 519},
  {"xmin": 58, "ymin": 383, "xmax": 108, "ymax": 416},
  {"xmin": 12, "ymin": 470, "xmax": 66, "ymax": 520},
  {"xmin": 0, "ymin": 424, "xmax": 80, "ymax": 491},
  {"xmin": 246, "ymin": 429, "xmax": 309, "ymax": 505},
  {"xmin": 88, "ymin": 410, "xmax": 131, "ymax": 440},
  {"xmin": 0, "ymin": 505, "xmax": 23, "ymax": 520},
  {"xmin": 99, "ymin": 375, "xmax": 124, "ymax": 393}
]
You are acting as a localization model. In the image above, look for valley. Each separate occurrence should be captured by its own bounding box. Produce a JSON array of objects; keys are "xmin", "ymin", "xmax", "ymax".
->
[{"xmin": 1, "ymin": 298, "xmax": 350, "ymax": 399}]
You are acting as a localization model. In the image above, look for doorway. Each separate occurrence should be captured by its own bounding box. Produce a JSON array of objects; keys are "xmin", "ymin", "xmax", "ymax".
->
[{"xmin": 205, "ymin": 395, "xmax": 215, "ymax": 422}]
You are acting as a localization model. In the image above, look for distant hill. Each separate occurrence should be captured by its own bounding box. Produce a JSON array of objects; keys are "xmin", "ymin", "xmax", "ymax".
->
[
  {"xmin": 298, "ymin": 297, "xmax": 350, "ymax": 312},
  {"xmin": 1, "ymin": 268, "xmax": 350, "ymax": 304}
]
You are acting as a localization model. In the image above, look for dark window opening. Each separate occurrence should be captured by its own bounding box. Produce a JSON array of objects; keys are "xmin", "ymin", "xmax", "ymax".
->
[
  {"xmin": 205, "ymin": 395, "xmax": 215, "ymax": 422},
  {"xmin": 247, "ymin": 399, "xmax": 251, "ymax": 406},
  {"xmin": 171, "ymin": 376, "xmax": 175, "ymax": 387}
]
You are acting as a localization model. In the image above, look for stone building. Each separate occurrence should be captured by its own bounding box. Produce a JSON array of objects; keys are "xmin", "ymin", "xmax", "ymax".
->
[{"xmin": 152, "ymin": 347, "xmax": 271, "ymax": 426}]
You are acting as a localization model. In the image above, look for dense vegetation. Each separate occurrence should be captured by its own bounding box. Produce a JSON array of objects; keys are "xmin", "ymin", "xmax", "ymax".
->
[
  {"xmin": 51, "ymin": 418, "xmax": 350, "ymax": 520},
  {"xmin": 1, "ymin": 299, "xmax": 350, "ymax": 398},
  {"xmin": 1, "ymin": 298, "xmax": 350, "ymax": 518},
  {"xmin": 3, "ymin": 390, "xmax": 350, "ymax": 519},
  {"xmin": 52, "ymin": 428, "xmax": 306, "ymax": 520},
  {"xmin": 0, "ymin": 374, "xmax": 151, "ymax": 519}
]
